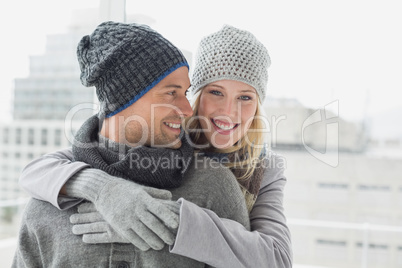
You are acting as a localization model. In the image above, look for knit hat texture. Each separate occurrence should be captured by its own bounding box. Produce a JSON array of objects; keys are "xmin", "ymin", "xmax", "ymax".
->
[
  {"xmin": 191, "ymin": 25, "xmax": 270, "ymax": 102},
  {"xmin": 77, "ymin": 21, "xmax": 189, "ymax": 118}
]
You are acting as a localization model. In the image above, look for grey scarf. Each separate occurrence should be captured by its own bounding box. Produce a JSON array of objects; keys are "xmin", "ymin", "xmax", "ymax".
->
[{"xmin": 72, "ymin": 115, "xmax": 194, "ymax": 189}]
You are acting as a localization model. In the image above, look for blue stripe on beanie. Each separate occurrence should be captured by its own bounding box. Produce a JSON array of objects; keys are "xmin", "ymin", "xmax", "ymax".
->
[{"xmin": 105, "ymin": 61, "xmax": 189, "ymax": 118}]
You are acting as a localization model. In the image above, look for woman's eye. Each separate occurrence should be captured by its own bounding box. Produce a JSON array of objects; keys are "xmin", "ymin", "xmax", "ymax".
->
[
  {"xmin": 167, "ymin": 91, "xmax": 175, "ymax": 96},
  {"xmin": 239, "ymin": 95, "xmax": 252, "ymax": 101},
  {"xmin": 210, "ymin": 90, "xmax": 222, "ymax": 96}
]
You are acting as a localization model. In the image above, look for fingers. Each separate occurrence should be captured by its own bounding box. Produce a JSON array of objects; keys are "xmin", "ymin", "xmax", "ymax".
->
[
  {"xmin": 82, "ymin": 232, "xmax": 114, "ymax": 244},
  {"xmin": 77, "ymin": 202, "xmax": 97, "ymax": 213},
  {"xmin": 147, "ymin": 200, "xmax": 179, "ymax": 229},
  {"xmin": 72, "ymin": 221, "xmax": 108, "ymax": 235},
  {"xmin": 142, "ymin": 186, "xmax": 172, "ymax": 200},
  {"xmin": 73, "ymin": 222, "xmax": 153, "ymax": 251},
  {"xmin": 161, "ymin": 200, "xmax": 181, "ymax": 215},
  {"xmin": 138, "ymin": 213, "xmax": 177, "ymax": 246},
  {"xmin": 81, "ymin": 232, "xmax": 131, "ymax": 245},
  {"xmin": 70, "ymin": 211, "xmax": 104, "ymax": 224},
  {"xmin": 72, "ymin": 219, "xmax": 167, "ymax": 251},
  {"xmin": 129, "ymin": 221, "xmax": 166, "ymax": 250}
]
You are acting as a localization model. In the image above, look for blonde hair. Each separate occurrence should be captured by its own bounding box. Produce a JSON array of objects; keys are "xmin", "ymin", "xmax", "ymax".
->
[{"xmin": 185, "ymin": 90, "xmax": 267, "ymax": 180}]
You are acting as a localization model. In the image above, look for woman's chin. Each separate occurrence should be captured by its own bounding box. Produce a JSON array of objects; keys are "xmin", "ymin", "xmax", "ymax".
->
[{"xmin": 211, "ymin": 140, "xmax": 234, "ymax": 150}]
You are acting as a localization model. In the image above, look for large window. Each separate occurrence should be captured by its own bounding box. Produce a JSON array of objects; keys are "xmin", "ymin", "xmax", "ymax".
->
[{"xmin": 1, "ymin": 1, "xmax": 401, "ymax": 267}]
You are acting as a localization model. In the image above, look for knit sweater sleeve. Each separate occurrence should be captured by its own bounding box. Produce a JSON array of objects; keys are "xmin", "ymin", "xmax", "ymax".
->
[
  {"xmin": 19, "ymin": 148, "xmax": 90, "ymax": 210},
  {"xmin": 170, "ymin": 154, "xmax": 293, "ymax": 268}
]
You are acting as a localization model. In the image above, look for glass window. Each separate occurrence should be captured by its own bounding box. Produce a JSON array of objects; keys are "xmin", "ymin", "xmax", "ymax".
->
[
  {"xmin": 1, "ymin": 1, "xmax": 401, "ymax": 268},
  {"xmin": 15, "ymin": 128, "xmax": 22, "ymax": 144},
  {"xmin": 41, "ymin": 129, "xmax": 48, "ymax": 145},
  {"xmin": 28, "ymin": 128, "xmax": 34, "ymax": 145}
]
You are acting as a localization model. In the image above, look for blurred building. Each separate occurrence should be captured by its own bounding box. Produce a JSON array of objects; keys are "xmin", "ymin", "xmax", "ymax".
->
[
  {"xmin": 0, "ymin": 121, "xmax": 81, "ymax": 200},
  {"xmin": 12, "ymin": 14, "xmax": 97, "ymax": 121},
  {"xmin": 263, "ymin": 99, "xmax": 402, "ymax": 267},
  {"xmin": 281, "ymin": 150, "xmax": 402, "ymax": 268},
  {"xmin": 264, "ymin": 98, "xmax": 368, "ymax": 153},
  {"xmin": 0, "ymin": 11, "xmax": 99, "ymax": 201}
]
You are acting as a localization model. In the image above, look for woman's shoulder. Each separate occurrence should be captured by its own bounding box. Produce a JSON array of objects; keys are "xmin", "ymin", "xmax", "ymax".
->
[
  {"xmin": 258, "ymin": 149, "xmax": 287, "ymax": 187},
  {"xmin": 260, "ymin": 149, "xmax": 286, "ymax": 168}
]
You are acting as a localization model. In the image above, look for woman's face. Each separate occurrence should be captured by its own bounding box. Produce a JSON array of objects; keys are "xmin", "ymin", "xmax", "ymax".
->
[{"xmin": 197, "ymin": 80, "xmax": 258, "ymax": 149}]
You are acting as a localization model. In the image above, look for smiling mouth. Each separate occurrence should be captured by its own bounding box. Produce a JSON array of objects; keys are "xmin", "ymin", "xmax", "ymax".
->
[
  {"xmin": 164, "ymin": 122, "xmax": 181, "ymax": 129},
  {"xmin": 211, "ymin": 119, "xmax": 239, "ymax": 131}
]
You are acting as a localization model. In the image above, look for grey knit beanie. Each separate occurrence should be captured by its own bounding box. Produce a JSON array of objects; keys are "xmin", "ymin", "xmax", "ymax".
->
[
  {"xmin": 77, "ymin": 21, "xmax": 189, "ymax": 118},
  {"xmin": 191, "ymin": 25, "xmax": 270, "ymax": 102}
]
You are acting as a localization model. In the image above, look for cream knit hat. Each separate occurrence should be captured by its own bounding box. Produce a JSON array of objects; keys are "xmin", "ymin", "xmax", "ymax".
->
[{"xmin": 191, "ymin": 25, "xmax": 271, "ymax": 102}]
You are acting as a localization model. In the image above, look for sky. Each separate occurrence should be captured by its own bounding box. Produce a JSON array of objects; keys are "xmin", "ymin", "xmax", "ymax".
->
[{"xmin": 1, "ymin": 0, "xmax": 401, "ymax": 137}]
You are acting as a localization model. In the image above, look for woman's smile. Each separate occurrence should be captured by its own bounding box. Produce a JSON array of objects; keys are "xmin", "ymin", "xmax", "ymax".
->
[{"xmin": 211, "ymin": 118, "xmax": 239, "ymax": 135}]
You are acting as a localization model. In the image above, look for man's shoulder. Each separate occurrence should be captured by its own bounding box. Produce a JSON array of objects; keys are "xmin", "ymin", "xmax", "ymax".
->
[
  {"xmin": 188, "ymin": 155, "xmax": 236, "ymax": 182},
  {"xmin": 22, "ymin": 198, "xmax": 73, "ymax": 229},
  {"xmin": 182, "ymin": 155, "xmax": 243, "ymax": 201},
  {"xmin": 173, "ymin": 155, "xmax": 247, "ymax": 220}
]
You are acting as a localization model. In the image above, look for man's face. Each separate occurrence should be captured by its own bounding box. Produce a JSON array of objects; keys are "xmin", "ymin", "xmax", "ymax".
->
[{"xmin": 111, "ymin": 66, "xmax": 192, "ymax": 149}]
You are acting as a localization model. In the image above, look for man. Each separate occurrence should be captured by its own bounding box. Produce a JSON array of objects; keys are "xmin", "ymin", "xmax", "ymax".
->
[{"xmin": 12, "ymin": 22, "xmax": 249, "ymax": 267}]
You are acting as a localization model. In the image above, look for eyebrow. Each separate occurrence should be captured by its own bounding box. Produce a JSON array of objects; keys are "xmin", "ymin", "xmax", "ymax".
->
[
  {"xmin": 240, "ymin": 90, "xmax": 257, "ymax": 94},
  {"xmin": 165, "ymin": 84, "xmax": 183, "ymax": 89},
  {"xmin": 208, "ymin": 84, "xmax": 256, "ymax": 94},
  {"xmin": 207, "ymin": 84, "xmax": 224, "ymax": 89},
  {"xmin": 162, "ymin": 84, "xmax": 191, "ymax": 93}
]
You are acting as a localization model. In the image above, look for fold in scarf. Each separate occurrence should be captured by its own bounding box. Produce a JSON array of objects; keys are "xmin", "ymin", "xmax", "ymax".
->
[{"xmin": 227, "ymin": 151, "xmax": 265, "ymax": 212}]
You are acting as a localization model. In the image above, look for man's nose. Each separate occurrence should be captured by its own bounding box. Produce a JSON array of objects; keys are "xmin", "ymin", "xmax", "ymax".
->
[{"xmin": 176, "ymin": 95, "xmax": 193, "ymax": 118}]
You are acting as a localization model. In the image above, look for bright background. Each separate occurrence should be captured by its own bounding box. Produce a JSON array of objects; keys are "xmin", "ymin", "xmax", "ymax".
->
[
  {"xmin": 1, "ymin": 1, "xmax": 402, "ymax": 267},
  {"xmin": 1, "ymin": 0, "xmax": 402, "ymax": 139}
]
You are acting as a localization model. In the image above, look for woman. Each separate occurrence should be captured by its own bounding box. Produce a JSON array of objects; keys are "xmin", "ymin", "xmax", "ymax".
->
[{"xmin": 19, "ymin": 25, "xmax": 292, "ymax": 267}]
